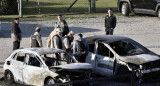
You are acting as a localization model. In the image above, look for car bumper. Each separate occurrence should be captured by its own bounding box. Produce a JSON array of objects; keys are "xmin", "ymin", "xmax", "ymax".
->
[{"xmin": 142, "ymin": 68, "xmax": 160, "ymax": 74}]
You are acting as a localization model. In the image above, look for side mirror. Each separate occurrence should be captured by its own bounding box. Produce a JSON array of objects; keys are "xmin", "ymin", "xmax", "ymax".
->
[{"xmin": 7, "ymin": 61, "xmax": 10, "ymax": 65}]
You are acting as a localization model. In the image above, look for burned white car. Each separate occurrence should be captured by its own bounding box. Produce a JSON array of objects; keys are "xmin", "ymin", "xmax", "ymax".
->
[
  {"xmin": 85, "ymin": 35, "xmax": 160, "ymax": 82},
  {"xmin": 3, "ymin": 48, "xmax": 92, "ymax": 86}
]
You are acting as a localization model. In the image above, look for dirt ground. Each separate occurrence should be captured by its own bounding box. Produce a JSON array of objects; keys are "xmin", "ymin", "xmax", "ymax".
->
[{"xmin": 0, "ymin": 15, "xmax": 160, "ymax": 85}]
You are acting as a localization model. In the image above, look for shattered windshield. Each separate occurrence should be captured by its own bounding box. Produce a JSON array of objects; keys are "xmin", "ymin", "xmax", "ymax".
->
[
  {"xmin": 109, "ymin": 40, "xmax": 149, "ymax": 56},
  {"xmin": 40, "ymin": 52, "xmax": 76, "ymax": 67}
]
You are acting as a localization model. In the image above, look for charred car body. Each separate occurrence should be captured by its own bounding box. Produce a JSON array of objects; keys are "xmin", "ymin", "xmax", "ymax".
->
[
  {"xmin": 3, "ymin": 48, "xmax": 92, "ymax": 86},
  {"xmin": 85, "ymin": 35, "xmax": 160, "ymax": 82}
]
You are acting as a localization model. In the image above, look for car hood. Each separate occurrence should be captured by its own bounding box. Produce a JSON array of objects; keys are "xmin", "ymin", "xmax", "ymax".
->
[
  {"xmin": 119, "ymin": 54, "xmax": 160, "ymax": 65},
  {"xmin": 51, "ymin": 63, "xmax": 93, "ymax": 70}
]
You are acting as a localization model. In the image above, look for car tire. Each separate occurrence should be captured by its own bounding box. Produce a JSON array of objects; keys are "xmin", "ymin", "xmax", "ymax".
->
[
  {"xmin": 121, "ymin": 3, "xmax": 130, "ymax": 16},
  {"xmin": 4, "ymin": 70, "xmax": 14, "ymax": 84},
  {"xmin": 158, "ymin": 9, "xmax": 160, "ymax": 18},
  {"xmin": 45, "ymin": 78, "xmax": 55, "ymax": 85}
]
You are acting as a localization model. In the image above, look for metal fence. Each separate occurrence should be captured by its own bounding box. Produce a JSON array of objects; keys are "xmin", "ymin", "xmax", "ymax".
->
[{"xmin": 0, "ymin": 0, "xmax": 117, "ymax": 16}]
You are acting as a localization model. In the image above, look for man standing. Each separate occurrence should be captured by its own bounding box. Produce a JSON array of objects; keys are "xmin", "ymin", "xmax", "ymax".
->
[
  {"xmin": 52, "ymin": 28, "xmax": 62, "ymax": 49},
  {"xmin": 52, "ymin": 28, "xmax": 63, "ymax": 65},
  {"xmin": 57, "ymin": 14, "xmax": 69, "ymax": 37},
  {"xmin": 72, "ymin": 33, "xmax": 89, "ymax": 62},
  {"xmin": 11, "ymin": 18, "xmax": 22, "ymax": 50},
  {"xmin": 30, "ymin": 27, "xmax": 43, "ymax": 48},
  {"xmin": 63, "ymin": 31, "xmax": 74, "ymax": 63},
  {"xmin": 63, "ymin": 31, "xmax": 74, "ymax": 53},
  {"xmin": 47, "ymin": 24, "xmax": 60, "ymax": 48},
  {"xmin": 105, "ymin": 8, "xmax": 117, "ymax": 35}
]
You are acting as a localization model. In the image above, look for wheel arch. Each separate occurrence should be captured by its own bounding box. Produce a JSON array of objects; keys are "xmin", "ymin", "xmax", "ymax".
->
[
  {"xmin": 4, "ymin": 69, "xmax": 15, "ymax": 83},
  {"xmin": 4, "ymin": 69, "xmax": 14, "ymax": 77},
  {"xmin": 44, "ymin": 76, "xmax": 54, "ymax": 85},
  {"xmin": 155, "ymin": 3, "xmax": 160, "ymax": 15},
  {"xmin": 113, "ymin": 60, "xmax": 130, "ymax": 76},
  {"xmin": 118, "ymin": 0, "xmax": 133, "ymax": 13}
]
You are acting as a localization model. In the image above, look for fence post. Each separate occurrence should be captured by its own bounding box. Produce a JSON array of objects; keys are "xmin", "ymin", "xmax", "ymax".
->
[
  {"xmin": 92, "ymin": 0, "xmax": 96, "ymax": 12},
  {"xmin": 19, "ymin": 0, "xmax": 23, "ymax": 17},
  {"xmin": 88, "ymin": 0, "xmax": 91, "ymax": 13}
]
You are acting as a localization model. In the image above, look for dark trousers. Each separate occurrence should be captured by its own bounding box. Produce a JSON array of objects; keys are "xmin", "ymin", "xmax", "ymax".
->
[
  {"xmin": 105, "ymin": 28, "xmax": 114, "ymax": 35},
  {"xmin": 13, "ymin": 41, "xmax": 20, "ymax": 50}
]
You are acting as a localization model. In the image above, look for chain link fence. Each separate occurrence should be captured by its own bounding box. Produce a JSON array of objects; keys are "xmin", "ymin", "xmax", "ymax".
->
[{"xmin": 0, "ymin": 0, "xmax": 117, "ymax": 16}]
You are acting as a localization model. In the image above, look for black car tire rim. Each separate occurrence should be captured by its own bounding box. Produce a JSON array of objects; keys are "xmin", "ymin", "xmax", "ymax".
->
[
  {"xmin": 4, "ymin": 71, "xmax": 14, "ymax": 84},
  {"xmin": 47, "ymin": 78, "xmax": 55, "ymax": 85}
]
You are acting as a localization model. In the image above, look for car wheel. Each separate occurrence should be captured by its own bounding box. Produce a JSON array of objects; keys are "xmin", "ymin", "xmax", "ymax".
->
[
  {"xmin": 4, "ymin": 70, "xmax": 14, "ymax": 84},
  {"xmin": 45, "ymin": 78, "xmax": 55, "ymax": 85},
  {"xmin": 158, "ymin": 9, "xmax": 160, "ymax": 18},
  {"xmin": 121, "ymin": 3, "xmax": 130, "ymax": 16},
  {"xmin": 58, "ymin": 76, "xmax": 72, "ymax": 86}
]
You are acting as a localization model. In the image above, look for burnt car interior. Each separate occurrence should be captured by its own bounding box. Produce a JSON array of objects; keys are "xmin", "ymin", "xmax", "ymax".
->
[
  {"xmin": 15, "ymin": 53, "xmax": 26, "ymax": 62},
  {"xmin": 28, "ymin": 54, "xmax": 41, "ymax": 67},
  {"xmin": 88, "ymin": 43, "xmax": 95, "ymax": 53},
  {"xmin": 108, "ymin": 41, "xmax": 148, "ymax": 56},
  {"xmin": 11, "ymin": 51, "xmax": 75, "ymax": 69},
  {"xmin": 42, "ymin": 53, "xmax": 73, "ymax": 67},
  {"xmin": 97, "ymin": 42, "xmax": 114, "ymax": 58}
]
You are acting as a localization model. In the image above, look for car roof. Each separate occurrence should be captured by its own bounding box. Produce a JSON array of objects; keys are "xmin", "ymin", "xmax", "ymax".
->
[
  {"xmin": 85, "ymin": 35, "xmax": 130, "ymax": 44},
  {"xmin": 16, "ymin": 47, "xmax": 64, "ymax": 55}
]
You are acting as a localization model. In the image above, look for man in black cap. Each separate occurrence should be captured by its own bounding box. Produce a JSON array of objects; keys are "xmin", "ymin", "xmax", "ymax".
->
[
  {"xmin": 105, "ymin": 8, "xmax": 117, "ymax": 35},
  {"xmin": 11, "ymin": 18, "xmax": 22, "ymax": 50}
]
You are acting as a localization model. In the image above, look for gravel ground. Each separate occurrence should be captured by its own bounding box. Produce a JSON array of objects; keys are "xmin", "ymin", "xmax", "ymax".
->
[{"xmin": 0, "ymin": 16, "xmax": 160, "ymax": 85}]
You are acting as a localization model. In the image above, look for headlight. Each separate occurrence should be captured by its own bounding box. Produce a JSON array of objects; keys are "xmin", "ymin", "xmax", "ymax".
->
[{"xmin": 139, "ymin": 65, "xmax": 143, "ymax": 69}]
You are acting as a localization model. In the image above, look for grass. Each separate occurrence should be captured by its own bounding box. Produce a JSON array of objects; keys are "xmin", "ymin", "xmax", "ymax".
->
[{"xmin": 0, "ymin": 0, "xmax": 118, "ymax": 21}]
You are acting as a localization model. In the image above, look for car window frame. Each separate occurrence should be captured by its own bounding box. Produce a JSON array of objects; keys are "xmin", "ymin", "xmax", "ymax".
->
[
  {"xmin": 14, "ymin": 52, "xmax": 27, "ymax": 63},
  {"xmin": 96, "ymin": 42, "xmax": 115, "ymax": 58},
  {"xmin": 26, "ymin": 53, "xmax": 43, "ymax": 67}
]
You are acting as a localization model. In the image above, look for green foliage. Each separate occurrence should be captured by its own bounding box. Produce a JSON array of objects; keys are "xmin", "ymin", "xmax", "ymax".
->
[
  {"xmin": 0, "ymin": 0, "xmax": 118, "ymax": 21},
  {"xmin": 23, "ymin": 0, "xmax": 117, "ymax": 15}
]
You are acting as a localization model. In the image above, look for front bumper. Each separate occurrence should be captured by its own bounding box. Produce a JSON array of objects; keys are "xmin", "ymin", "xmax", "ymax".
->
[{"xmin": 142, "ymin": 68, "xmax": 160, "ymax": 74}]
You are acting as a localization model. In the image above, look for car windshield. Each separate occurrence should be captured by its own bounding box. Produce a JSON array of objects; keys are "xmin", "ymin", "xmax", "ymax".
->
[
  {"xmin": 109, "ymin": 40, "xmax": 150, "ymax": 56},
  {"xmin": 40, "ymin": 52, "xmax": 76, "ymax": 67}
]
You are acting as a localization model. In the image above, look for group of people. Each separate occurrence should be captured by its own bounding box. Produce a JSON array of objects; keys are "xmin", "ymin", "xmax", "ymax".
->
[
  {"xmin": 11, "ymin": 14, "xmax": 89, "ymax": 63},
  {"xmin": 11, "ymin": 8, "xmax": 116, "ymax": 62}
]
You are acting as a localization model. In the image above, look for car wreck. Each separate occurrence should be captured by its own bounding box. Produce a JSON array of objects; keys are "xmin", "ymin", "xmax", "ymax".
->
[
  {"xmin": 85, "ymin": 35, "xmax": 160, "ymax": 83},
  {"xmin": 3, "ymin": 48, "xmax": 92, "ymax": 86}
]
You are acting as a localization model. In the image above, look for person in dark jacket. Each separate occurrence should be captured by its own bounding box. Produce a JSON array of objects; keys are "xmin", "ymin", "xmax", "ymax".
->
[
  {"xmin": 60, "ymin": 21, "xmax": 69, "ymax": 37},
  {"xmin": 105, "ymin": 8, "xmax": 117, "ymax": 35},
  {"xmin": 57, "ymin": 14, "xmax": 69, "ymax": 37},
  {"xmin": 72, "ymin": 33, "xmax": 89, "ymax": 62},
  {"xmin": 11, "ymin": 18, "xmax": 22, "ymax": 50},
  {"xmin": 30, "ymin": 27, "xmax": 43, "ymax": 48}
]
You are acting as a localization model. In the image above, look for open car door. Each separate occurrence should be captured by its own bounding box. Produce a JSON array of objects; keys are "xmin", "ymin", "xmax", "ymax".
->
[{"xmin": 95, "ymin": 42, "xmax": 115, "ymax": 76}]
